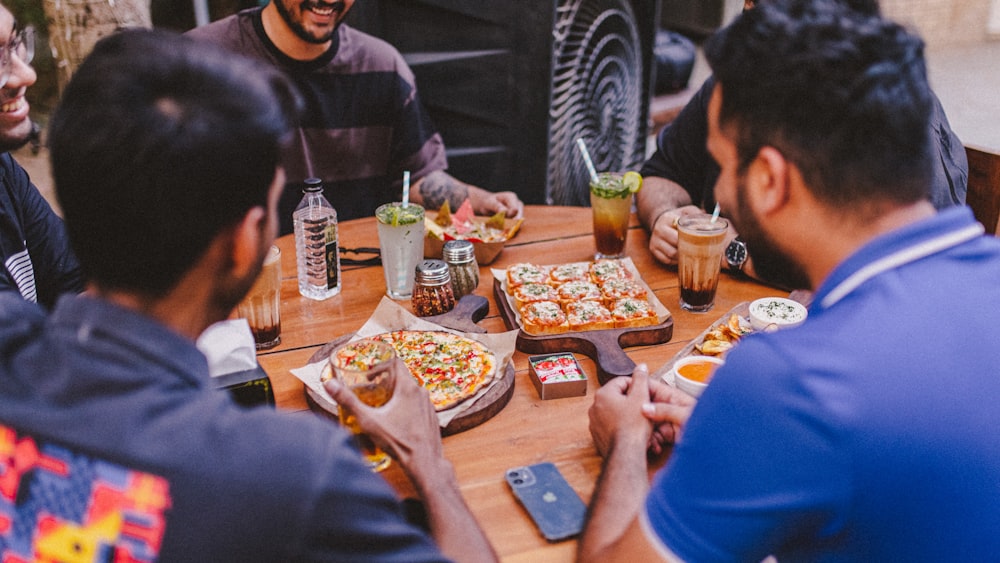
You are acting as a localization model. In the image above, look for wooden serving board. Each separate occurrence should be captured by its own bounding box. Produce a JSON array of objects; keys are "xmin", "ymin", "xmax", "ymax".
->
[
  {"xmin": 493, "ymin": 279, "xmax": 673, "ymax": 385},
  {"xmin": 304, "ymin": 332, "xmax": 516, "ymax": 437}
]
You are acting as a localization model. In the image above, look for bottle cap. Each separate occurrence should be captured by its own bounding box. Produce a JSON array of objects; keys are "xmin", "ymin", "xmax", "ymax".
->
[
  {"xmin": 303, "ymin": 177, "xmax": 323, "ymax": 193},
  {"xmin": 415, "ymin": 259, "xmax": 451, "ymax": 284},
  {"xmin": 442, "ymin": 240, "xmax": 475, "ymax": 263}
]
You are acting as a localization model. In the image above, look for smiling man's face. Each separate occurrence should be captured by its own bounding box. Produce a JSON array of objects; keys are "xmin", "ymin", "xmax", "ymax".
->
[
  {"xmin": 0, "ymin": 7, "xmax": 36, "ymax": 152},
  {"xmin": 272, "ymin": 0, "xmax": 354, "ymax": 45}
]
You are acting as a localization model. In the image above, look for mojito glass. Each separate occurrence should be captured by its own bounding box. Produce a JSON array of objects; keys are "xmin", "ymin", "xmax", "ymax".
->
[
  {"xmin": 375, "ymin": 203, "xmax": 425, "ymax": 299},
  {"xmin": 590, "ymin": 173, "xmax": 633, "ymax": 259}
]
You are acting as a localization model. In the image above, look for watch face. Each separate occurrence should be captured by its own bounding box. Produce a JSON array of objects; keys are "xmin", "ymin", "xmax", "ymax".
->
[{"xmin": 727, "ymin": 239, "xmax": 747, "ymax": 267}]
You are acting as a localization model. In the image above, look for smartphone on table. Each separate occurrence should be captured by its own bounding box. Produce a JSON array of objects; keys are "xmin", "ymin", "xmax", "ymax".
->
[{"xmin": 505, "ymin": 462, "xmax": 587, "ymax": 542}]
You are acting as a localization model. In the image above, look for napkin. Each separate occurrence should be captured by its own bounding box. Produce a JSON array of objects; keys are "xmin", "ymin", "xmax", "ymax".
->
[
  {"xmin": 197, "ymin": 319, "xmax": 259, "ymax": 377},
  {"xmin": 291, "ymin": 297, "xmax": 518, "ymax": 427}
]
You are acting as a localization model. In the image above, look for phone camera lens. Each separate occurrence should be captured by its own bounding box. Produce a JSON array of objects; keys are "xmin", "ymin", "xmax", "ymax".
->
[{"xmin": 513, "ymin": 478, "xmax": 523, "ymax": 485}]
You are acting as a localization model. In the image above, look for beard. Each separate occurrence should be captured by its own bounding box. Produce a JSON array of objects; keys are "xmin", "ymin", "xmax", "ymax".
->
[
  {"xmin": 0, "ymin": 117, "xmax": 34, "ymax": 153},
  {"xmin": 733, "ymin": 179, "xmax": 812, "ymax": 291},
  {"xmin": 217, "ymin": 246, "xmax": 268, "ymax": 319},
  {"xmin": 273, "ymin": 0, "xmax": 346, "ymax": 45}
]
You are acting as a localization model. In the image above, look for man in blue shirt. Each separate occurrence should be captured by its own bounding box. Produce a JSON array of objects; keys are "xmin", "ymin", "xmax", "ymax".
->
[
  {"xmin": 0, "ymin": 29, "xmax": 495, "ymax": 562},
  {"xmin": 0, "ymin": 4, "xmax": 82, "ymax": 306},
  {"xmin": 580, "ymin": 1, "xmax": 1000, "ymax": 560}
]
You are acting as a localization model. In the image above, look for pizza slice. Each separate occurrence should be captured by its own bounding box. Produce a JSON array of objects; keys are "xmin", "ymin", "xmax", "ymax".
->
[
  {"xmin": 610, "ymin": 297, "xmax": 659, "ymax": 329},
  {"xmin": 506, "ymin": 263, "xmax": 548, "ymax": 289},
  {"xmin": 520, "ymin": 300, "xmax": 569, "ymax": 335},
  {"xmin": 548, "ymin": 261, "xmax": 591, "ymax": 285},
  {"xmin": 513, "ymin": 282, "xmax": 560, "ymax": 310},
  {"xmin": 566, "ymin": 300, "xmax": 615, "ymax": 331},
  {"xmin": 599, "ymin": 278, "xmax": 648, "ymax": 308},
  {"xmin": 590, "ymin": 259, "xmax": 633, "ymax": 285},
  {"xmin": 556, "ymin": 280, "xmax": 602, "ymax": 305}
]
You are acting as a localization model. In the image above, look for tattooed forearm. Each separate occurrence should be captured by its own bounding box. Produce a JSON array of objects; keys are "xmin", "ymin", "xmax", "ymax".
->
[{"xmin": 419, "ymin": 171, "xmax": 469, "ymax": 209}]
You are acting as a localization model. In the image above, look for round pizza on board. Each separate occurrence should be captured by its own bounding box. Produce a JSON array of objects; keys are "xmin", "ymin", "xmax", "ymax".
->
[{"xmin": 367, "ymin": 330, "xmax": 497, "ymax": 411}]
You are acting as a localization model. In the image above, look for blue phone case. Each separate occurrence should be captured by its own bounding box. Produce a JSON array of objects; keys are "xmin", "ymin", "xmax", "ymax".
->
[{"xmin": 505, "ymin": 462, "xmax": 587, "ymax": 541}]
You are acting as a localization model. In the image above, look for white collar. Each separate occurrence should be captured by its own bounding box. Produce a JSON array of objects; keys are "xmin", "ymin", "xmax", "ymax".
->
[{"xmin": 820, "ymin": 222, "xmax": 984, "ymax": 309}]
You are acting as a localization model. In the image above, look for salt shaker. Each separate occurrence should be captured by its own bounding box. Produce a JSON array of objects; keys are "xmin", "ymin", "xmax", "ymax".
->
[
  {"xmin": 413, "ymin": 259, "xmax": 456, "ymax": 316},
  {"xmin": 442, "ymin": 240, "xmax": 479, "ymax": 300}
]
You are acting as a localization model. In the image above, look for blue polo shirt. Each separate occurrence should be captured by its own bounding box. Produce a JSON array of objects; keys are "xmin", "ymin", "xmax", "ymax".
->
[{"xmin": 644, "ymin": 207, "xmax": 1000, "ymax": 561}]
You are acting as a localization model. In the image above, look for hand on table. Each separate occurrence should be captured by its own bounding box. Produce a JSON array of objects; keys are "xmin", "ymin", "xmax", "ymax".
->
[
  {"xmin": 471, "ymin": 189, "xmax": 524, "ymax": 219},
  {"xmin": 324, "ymin": 359, "xmax": 443, "ymax": 471}
]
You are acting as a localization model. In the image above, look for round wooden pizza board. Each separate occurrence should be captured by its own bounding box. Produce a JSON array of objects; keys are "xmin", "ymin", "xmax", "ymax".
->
[{"xmin": 304, "ymin": 333, "xmax": 515, "ymax": 437}]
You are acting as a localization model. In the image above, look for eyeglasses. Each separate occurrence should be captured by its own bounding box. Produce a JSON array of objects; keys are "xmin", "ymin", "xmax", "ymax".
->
[{"xmin": 0, "ymin": 26, "xmax": 35, "ymax": 88}]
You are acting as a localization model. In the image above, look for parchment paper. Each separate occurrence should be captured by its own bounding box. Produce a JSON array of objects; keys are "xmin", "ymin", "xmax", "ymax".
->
[{"xmin": 291, "ymin": 297, "xmax": 518, "ymax": 427}]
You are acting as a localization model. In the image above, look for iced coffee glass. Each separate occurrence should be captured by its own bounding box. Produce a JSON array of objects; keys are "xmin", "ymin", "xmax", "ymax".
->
[
  {"xmin": 236, "ymin": 245, "xmax": 281, "ymax": 349},
  {"xmin": 589, "ymin": 173, "xmax": 633, "ymax": 259},
  {"xmin": 375, "ymin": 202, "xmax": 425, "ymax": 299},
  {"xmin": 677, "ymin": 214, "xmax": 729, "ymax": 313},
  {"xmin": 330, "ymin": 340, "xmax": 397, "ymax": 472}
]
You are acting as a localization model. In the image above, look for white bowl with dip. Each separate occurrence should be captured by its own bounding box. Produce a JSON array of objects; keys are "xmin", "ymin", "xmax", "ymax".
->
[
  {"xmin": 671, "ymin": 355, "xmax": 725, "ymax": 398},
  {"xmin": 749, "ymin": 297, "xmax": 808, "ymax": 332}
]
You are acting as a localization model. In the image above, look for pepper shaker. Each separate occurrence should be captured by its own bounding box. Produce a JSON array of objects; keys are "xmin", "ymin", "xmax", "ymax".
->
[
  {"xmin": 442, "ymin": 240, "xmax": 480, "ymax": 300},
  {"xmin": 412, "ymin": 259, "xmax": 457, "ymax": 316}
]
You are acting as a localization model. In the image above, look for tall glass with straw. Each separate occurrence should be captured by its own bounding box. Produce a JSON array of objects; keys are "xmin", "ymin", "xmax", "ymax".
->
[
  {"xmin": 578, "ymin": 138, "xmax": 642, "ymax": 259},
  {"xmin": 375, "ymin": 171, "xmax": 425, "ymax": 299}
]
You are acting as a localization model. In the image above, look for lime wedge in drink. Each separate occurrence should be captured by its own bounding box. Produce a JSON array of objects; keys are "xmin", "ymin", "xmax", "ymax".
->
[{"xmin": 623, "ymin": 171, "xmax": 643, "ymax": 193}]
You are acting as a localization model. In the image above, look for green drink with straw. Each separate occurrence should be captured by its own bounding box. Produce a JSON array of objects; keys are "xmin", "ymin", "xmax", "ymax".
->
[
  {"xmin": 590, "ymin": 173, "xmax": 634, "ymax": 259},
  {"xmin": 576, "ymin": 138, "xmax": 643, "ymax": 259},
  {"xmin": 376, "ymin": 202, "xmax": 425, "ymax": 299}
]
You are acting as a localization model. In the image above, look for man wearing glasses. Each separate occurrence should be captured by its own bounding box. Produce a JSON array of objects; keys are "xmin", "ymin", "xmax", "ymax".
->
[{"xmin": 0, "ymin": 6, "xmax": 83, "ymax": 307}]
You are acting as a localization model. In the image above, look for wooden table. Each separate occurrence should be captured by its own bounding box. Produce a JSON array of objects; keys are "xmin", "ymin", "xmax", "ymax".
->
[{"xmin": 257, "ymin": 205, "xmax": 782, "ymax": 562}]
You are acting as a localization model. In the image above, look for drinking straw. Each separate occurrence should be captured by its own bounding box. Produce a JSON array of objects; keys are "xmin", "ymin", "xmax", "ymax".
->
[
  {"xmin": 402, "ymin": 171, "xmax": 411, "ymax": 207},
  {"xmin": 576, "ymin": 138, "xmax": 600, "ymax": 184},
  {"xmin": 710, "ymin": 202, "xmax": 721, "ymax": 223}
]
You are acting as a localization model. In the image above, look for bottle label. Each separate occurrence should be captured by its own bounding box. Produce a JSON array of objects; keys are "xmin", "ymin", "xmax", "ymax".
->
[{"xmin": 324, "ymin": 223, "xmax": 339, "ymax": 288}]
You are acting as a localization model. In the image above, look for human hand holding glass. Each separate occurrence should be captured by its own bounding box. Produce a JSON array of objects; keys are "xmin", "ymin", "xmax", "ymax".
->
[
  {"xmin": 325, "ymin": 349, "xmax": 447, "ymax": 478},
  {"xmin": 328, "ymin": 340, "xmax": 397, "ymax": 472}
]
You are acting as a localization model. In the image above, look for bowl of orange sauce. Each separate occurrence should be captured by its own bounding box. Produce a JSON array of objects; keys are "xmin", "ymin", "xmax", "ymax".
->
[{"xmin": 671, "ymin": 355, "xmax": 725, "ymax": 398}]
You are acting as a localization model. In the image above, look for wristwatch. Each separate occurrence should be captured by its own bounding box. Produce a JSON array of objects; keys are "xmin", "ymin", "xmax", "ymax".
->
[{"xmin": 725, "ymin": 237, "xmax": 748, "ymax": 272}]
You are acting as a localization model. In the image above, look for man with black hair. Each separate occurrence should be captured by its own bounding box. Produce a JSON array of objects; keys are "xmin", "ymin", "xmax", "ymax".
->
[
  {"xmin": 579, "ymin": 1, "xmax": 1000, "ymax": 560},
  {"xmin": 187, "ymin": 0, "xmax": 523, "ymax": 234},
  {"xmin": 0, "ymin": 4, "xmax": 82, "ymax": 307},
  {"xmin": 0, "ymin": 29, "xmax": 495, "ymax": 562},
  {"xmin": 637, "ymin": 0, "xmax": 967, "ymax": 282}
]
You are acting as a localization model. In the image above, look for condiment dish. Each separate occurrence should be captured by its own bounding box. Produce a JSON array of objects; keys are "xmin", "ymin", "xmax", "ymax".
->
[
  {"xmin": 749, "ymin": 297, "xmax": 807, "ymax": 332},
  {"xmin": 671, "ymin": 355, "xmax": 725, "ymax": 398}
]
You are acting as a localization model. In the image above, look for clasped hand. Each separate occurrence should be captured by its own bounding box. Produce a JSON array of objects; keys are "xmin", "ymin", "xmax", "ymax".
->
[{"xmin": 589, "ymin": 364, "xmax": 697, "ymax": 459}]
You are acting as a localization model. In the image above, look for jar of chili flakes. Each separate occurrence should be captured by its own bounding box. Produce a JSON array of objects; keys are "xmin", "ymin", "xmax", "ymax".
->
[{"xmin": 413, "ymin": 259, "xmax": 456, "ymax": 317}]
